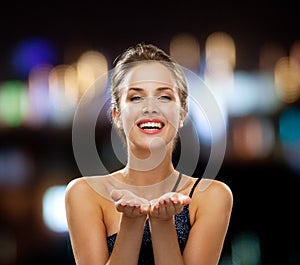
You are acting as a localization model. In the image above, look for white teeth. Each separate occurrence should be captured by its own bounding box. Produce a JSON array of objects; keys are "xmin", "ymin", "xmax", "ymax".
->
[{"xmin": 139, "ymin": 122, "xmax": 163, "ymax": 129}]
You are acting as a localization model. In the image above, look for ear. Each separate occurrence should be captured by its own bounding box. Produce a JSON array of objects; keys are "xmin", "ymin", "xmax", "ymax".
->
[
  {"xmin": 112, "ymin": 109, "xmax": 123, "ymax": 129},
  {"xmin": 179, "ymin": 110, "xmax": 187, "ymax": 128}
]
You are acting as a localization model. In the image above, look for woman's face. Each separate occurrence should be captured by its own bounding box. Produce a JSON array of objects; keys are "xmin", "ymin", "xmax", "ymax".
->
[{"xmin": 116, "ymin": 62, "xmax": 184, "ymax": 152}]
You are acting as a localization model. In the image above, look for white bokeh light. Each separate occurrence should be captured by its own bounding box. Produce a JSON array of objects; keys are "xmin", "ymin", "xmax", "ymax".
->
[{"xmin": 42, "ymin": 185, "xmax": 68, "ymax": 233}]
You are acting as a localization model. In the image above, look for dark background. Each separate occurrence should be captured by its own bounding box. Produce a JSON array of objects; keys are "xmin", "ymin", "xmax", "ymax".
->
[{"xmin": 0, "ymin": 1, "xmax": 300, "ymax": 264}]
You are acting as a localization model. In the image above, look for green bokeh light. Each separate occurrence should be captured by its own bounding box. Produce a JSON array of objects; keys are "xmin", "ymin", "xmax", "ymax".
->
[{"xmin": 0, "ymin": 80, "xmax": 29, "ymax": 127}]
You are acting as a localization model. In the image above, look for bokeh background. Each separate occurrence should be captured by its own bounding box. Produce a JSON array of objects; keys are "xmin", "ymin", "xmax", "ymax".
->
[{"xmin": 1, "ymin": 1, "xmax": 300, "ymax": 264}]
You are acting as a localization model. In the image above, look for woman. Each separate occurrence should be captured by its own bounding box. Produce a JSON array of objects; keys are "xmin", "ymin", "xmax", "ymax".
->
[{"xmin": 65, "ymin": 43, "xmax": 233, "ymax": 265}]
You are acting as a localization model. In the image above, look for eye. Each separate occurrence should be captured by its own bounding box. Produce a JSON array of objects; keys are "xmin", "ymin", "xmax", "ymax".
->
[
  {"xmin": 158, "ymin": 95, "xmax": 172, "ymax": 102},
  {"xmin": 130, "ymin": 96, "xmax": 144, "ymax": 102}
]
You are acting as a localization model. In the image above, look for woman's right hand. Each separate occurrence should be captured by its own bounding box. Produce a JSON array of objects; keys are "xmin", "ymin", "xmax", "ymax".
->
[{"xmin": 110, "ymin": 189, "xmax": 150, "ymax": 218}]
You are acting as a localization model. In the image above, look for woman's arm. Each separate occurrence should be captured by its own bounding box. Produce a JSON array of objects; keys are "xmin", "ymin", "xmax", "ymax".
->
[
  {"xmin": 65, "ymin": 178, "xmax": 109, "ymax": 265},
  {"xmin": 108, "ymin": 215, "xmax": 146, "ymax": 265},
  {"xmin": 183, "ymin": 179, "xmax": 233, "ymax": 265},
  {"xmin": 65, "ymin": 179, "xmax": 148, "ymax": 265},
  {"xmin": 147, "ymin": 180, "xmax": 233, "ymax": 265},
  {"xmin": 150, "ymin": 217, "xmax": 184, "ymax": 265},
  {"xmin": 149, "ymin": 192, "xmax": 191, "ymax": 265},
  {"xmin": 108, "ymin": 190, "xmax": 149, "ymax": 265}
]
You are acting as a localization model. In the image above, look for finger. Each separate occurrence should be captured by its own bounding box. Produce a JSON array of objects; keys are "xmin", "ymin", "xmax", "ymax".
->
[
  {"xmin": 150, "ymin": 204, "xmax": 160, "ymax": 217},
  {"xmin": 164, "ymin": 200, "xmax": 176, "ymax": 216},
  {"xmin": 110, "ymin": 190, "xmax": 124, "ymax": 201},
  {"xmin": 172, "ymin": 194, "xmax": 190, "ymax": 205},
  {"xmin": 127, "ymin": 199, "xmax": 139, "ymax": 207},
  {"xmin": 115, "ymin": 199, "xmax": 131, "ymax": 212},
  {"xmin": 129, "ymin": 205, "xmax": 148, "ymax": 218},
  {"xmin": 131, "ymin": 205, "xmax": 141, "ymax": 214},
  {"xmin": 158, "ymin": 200, "xmax": 168, "ymax": 217},
  {"xmin": 140, "ymin": 203, "xmax": 150, "ymax": 212},
  {"xmin": 181, "ymin": 196, "xmax": 191, "ymax": 206},
  {"xmin": 116, "ymin": 203, "xmax": 127, "ymax": 213},
  {"xmin": 172, "ymin": 200, "xmax": 184, "ymax": 214}
]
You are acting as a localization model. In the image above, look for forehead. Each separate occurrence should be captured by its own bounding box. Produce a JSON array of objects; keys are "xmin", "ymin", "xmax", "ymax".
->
[{"xmin": 122, "ymin": 61, "xmax": 175, "ymax": 87}]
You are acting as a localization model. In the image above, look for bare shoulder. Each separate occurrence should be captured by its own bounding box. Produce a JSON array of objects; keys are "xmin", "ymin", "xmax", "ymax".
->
[
  {"xmin": 65, "ymin": 177, "xmax": 90, "ymax": 196},
  {"xmin": 65, "ymin": 176, "xmax": 102, "ymax": 203},
  {"xmin": 191, "ymin": 178, "xmax": 233, "ymax": 213},
  {"xmin": 65, "ymin": 176, "xmax": 107, "ymax": 220},
  {"xmin": 201, "ymin": 179, "xmax": 232, "ymax": 197}
]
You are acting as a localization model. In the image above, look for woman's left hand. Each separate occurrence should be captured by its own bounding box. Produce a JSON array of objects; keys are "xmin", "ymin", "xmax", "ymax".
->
[{"xmin": 149, "ymin": 192, "xmax": 191, "ymax": 221}]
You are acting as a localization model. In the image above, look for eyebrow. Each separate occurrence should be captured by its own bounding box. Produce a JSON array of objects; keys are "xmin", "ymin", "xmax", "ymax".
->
[
  {"xmin": 128, "ymin": 87, "xmax": 143, "ymax": 92},
  {"xmin": 128, "ymin": 87, "xmax": 175, "ymax": 92}
]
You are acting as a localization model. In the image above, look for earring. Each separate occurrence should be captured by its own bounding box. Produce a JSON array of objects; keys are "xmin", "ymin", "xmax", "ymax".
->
[{"xmin": 180, "ymin": 120, "xmax": 184, "ymax": 128}]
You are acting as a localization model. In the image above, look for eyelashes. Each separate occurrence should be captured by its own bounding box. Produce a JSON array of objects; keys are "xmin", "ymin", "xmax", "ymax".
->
[
  {"xmin": 130, "ymin": 96, "xmax": 143, "ymax": 102},
  {"xmin": 158, "ymin": 96, "xmax": 172, "ymax": 102},
  {"xmin": 130, "ymin": 96, "xmax": 172, "ymax": 103}
]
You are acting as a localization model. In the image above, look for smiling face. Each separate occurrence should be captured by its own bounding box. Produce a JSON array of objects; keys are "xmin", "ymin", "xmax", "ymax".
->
[{"xmin": 114, "ymin": 62, "xmax": 184, "ymax": 154}]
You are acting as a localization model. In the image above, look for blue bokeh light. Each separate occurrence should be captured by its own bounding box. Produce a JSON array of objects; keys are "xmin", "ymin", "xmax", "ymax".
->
[
  {"xmin": 279, "ymin": 107, "xmax": 300, "ymax": 145},
  {"xmin": 11, "ymin": 37, "xmax": 57, "ymax": 79}
]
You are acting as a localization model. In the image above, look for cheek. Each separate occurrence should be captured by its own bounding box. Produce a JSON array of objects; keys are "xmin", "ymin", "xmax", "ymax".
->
[
  {"xmin": 120, "ymin": 104, "xmax": 140, "ymax": 133},
  {"xmin": 161, "ymin": 105, "xmax": 181, "ymax": 128}
]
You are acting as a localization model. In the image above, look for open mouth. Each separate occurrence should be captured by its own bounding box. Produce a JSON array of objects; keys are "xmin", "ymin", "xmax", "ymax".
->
[{"xmin": 137, "ymin": 121, "xmax": 165, "ymax": 131}]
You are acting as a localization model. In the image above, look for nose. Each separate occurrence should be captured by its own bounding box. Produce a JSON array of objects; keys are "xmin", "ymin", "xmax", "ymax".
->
[{"xmin": 142, "ymin": 97, "xmax": 159, "ymax": 115}]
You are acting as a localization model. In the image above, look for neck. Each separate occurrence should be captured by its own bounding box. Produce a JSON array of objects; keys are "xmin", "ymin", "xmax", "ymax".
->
[{"xmin": 122, "ymin": 147, "xmax": 175, "ymax": 186}]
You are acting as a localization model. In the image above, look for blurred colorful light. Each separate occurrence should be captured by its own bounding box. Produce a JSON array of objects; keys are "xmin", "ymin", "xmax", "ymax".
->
[
  {"xmin": 11, "ymin": 37, "xmax": 57, "ymax": 79},
  {"xmin": 42, "ymin": 185, "xmax": 68, "ymax": 233},
  {"xmin": 0, "ymin": 80, "xmax": 29, "ymax": 127},
  {"xmin": 279, "ymin": 107, "xmax": 300, "ymax": 145}
]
